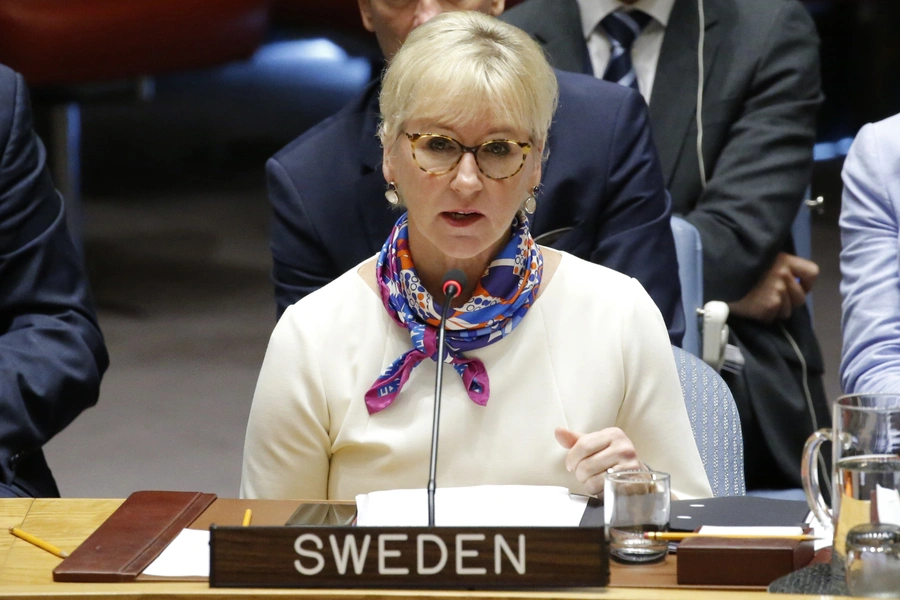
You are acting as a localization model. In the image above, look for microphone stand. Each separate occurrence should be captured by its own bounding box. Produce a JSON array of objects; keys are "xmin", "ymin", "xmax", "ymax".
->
[{"xmin": 427, "ymin": 271, "xmax": 465, "ymax": 527}]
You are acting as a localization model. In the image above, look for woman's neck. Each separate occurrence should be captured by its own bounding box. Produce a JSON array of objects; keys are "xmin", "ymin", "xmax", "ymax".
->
[
  {"xmin": 417, "ymin": 263, "xmax": 483, "ymax": 308},
  {"xmin": 357, "ymin": 246, "xmax": 561, "ymax": 303},
  {"xmin": 408, "ymin": 230, "xmax": 509, "ymax": 308}
]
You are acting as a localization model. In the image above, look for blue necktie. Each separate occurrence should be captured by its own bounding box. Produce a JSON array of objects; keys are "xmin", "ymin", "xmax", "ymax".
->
[{"xmin": 600, "ymin": 10, "xmax": 652, "ymax": 91}]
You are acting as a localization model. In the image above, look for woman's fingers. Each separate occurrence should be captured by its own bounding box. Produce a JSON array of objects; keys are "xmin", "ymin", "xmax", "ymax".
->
[
  {"xmin": 563, "ymin": 429, "xmax": 613, "ymax": 473},
  {"xmin": 554, "ymin": 426, "xmax": 580, "ymax": 450},
  {"xmin": 556, "ymin": 427, "xmax": 643, "ymax": 494},
  {"xmin": 572, "ymin": 440, "xmax": 640, "ymax": 482}
]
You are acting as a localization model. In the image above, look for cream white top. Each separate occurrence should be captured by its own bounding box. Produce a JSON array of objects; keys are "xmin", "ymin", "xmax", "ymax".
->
[{"xmin": 241, "ymin": 251, "xmax": 711, "ymax": 501}]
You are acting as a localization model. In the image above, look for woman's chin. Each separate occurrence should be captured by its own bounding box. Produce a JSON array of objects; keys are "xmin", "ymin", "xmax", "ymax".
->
[{"xmin": 431, "ymin": 238, "xmax": 496, "ymax": 265}]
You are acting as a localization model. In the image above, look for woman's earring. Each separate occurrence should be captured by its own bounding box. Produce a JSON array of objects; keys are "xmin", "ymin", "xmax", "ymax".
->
[
  {"xmin": 385, "ymin": 182, "xmax": 399, "ymax": 206},
  {"xmin": 523, "ymin": 186, "xmax": 539, "ymax": 215}
]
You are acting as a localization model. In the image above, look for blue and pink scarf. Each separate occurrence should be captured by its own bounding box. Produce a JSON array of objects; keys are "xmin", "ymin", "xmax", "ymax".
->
[{"xmin": 365, "ymin": 213, "xmax": 543, "ymax": 414}]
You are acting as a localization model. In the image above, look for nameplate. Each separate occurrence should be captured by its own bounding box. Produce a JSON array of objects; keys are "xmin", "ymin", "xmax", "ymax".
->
[{"xmin": 210, "ymin": 526, "xmax": 608, "ymax": 589}]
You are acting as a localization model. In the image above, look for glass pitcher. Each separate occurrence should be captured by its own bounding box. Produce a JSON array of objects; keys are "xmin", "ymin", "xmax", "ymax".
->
[{"xmin": 802, "ymin": 394, "xmax": 900, "ymax": 558}]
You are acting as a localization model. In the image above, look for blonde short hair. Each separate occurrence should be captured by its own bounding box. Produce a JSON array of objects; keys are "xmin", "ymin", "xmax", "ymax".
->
[{"xmin": 378, "ymin": 12, "xmax": 558, "ymax": 153}]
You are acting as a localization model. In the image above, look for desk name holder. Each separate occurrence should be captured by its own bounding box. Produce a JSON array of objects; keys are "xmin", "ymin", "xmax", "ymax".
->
[{"xmin": 210, "ymin": 526, "xmax": 608, "ymax": 589}]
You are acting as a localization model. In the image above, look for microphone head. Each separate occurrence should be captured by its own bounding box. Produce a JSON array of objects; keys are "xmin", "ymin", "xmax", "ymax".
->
[{"xmin": 441, "ymin": 269, "xmax": 467, "ymax": 296}]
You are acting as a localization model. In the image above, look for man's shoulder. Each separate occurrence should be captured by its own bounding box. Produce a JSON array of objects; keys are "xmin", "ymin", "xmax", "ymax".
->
[
  {"xmin": 270, "ymin": 80, "xmax": 379, "ymax": 174},
  {"xmin": 501, "ymin": 0, "xmax": 551, "ymax": 24},
  {"xmin": 710, "ymin": 0, "xmax": 815, "ymax": 36},
  {"xmin": 551, "ymin": 70, "xmax": 645, "ymax": 135},
  {"xmin": 554, "ymin": 69, "xmax": 632, "ymax": 108},
  {"xmin": 501, "ymin": 0, "xmax": 568, "ymax": 30},
  {"xmin": 733, "ymin": 0, "xmax": 813, "ymax": 19}
]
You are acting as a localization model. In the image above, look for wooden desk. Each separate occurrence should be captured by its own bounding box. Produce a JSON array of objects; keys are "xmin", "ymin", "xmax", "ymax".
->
[{"xmin": 0, "ymin": 499, "xmax": 829, "ymax": 599}]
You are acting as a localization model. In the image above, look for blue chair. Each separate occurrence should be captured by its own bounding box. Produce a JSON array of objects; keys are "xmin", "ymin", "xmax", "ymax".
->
[
  {"xmin": 671, "ymin": 216, "xmax": 703, "ymax": 358},
  {"xmin": 790, "ymin": 195, "xmax": 822, "ymax": 315},
  {"xmin": 673, "ymin": 345, "xmax": 746, "ymax": 497}
]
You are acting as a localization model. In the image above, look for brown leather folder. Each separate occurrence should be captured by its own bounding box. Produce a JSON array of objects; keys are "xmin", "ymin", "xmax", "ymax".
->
[{"xmin": 53, "ymin": 490, "xmax": 216, "ymax": 582}]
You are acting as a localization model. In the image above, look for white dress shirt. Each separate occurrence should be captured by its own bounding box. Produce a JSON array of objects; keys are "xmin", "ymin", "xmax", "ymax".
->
[{"xmin": 576, "ymin": 0, "xmax": 676, "ymax": 104}]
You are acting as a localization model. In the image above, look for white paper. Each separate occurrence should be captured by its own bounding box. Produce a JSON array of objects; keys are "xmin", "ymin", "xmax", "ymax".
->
[
  {"xmin": 140, "ymin": 486, "xmax": 588, "ymax": 577},
  {"xmin": 355, "ymin": 485, "xmax": 588, "ymax": 527},
  {"xmin": 698, "ymin": 524, "xmax": 833, "ymax": 551},
  {"xmin": 876, "ymin": 484, "xmax": 900, "ymax": 526},
  {"xmin": 806, "ymin": 510, "xmax": 834, "ymax": 552},
  {"xmin": 698, "ymin": 526, "xmax": 804, "ymax": 536},
  {"xmin": 142, "ymin": 528, "xmax": 210, "ymax": 578}
]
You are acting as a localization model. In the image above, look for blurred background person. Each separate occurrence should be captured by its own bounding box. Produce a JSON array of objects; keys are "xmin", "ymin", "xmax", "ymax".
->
[
  {"xmin": 0, "ymin": 63, "xmax": 108, "ymax": 498},
  {"xmin": 267, "ymin": 0, "xmax": 686, "ymax": 347},
  {"xmin": 242, "ymin": 12, "xmax": 711, "ymax": 502},
  {"xmin": 503, "ymin": 0, "xmax": 828, "ymax": 492},
  {"xmin": 840, "ymin": 112, "xmax": 900, "ymax": 394}
]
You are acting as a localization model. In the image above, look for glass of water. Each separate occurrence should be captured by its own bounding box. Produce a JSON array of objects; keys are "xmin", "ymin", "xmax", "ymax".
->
[
  {"xmin": 845, "ymin": 523, "xmax": 900, "ymax": 598},
  {"xmin": 604, "ymin": 470, "xmax": 670, "ymax": 564}
]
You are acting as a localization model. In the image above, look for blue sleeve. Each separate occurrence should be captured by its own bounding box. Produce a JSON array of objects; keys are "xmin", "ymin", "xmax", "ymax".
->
[
  {"xmin": 0, "ymin": 70, "xmax": 108, "ymax": 487},
  {"xmin": 839, "ymin": 118, "xmax": 900, "ymax": 393},
  {"xmin": 267, "ymin": 156, "xmax": 339, "ymax": 318}
]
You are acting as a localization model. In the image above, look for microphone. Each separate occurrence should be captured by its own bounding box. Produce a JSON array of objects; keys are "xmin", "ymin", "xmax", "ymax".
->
[{"xmin": 427, "ymin": 269, "xmax": 467, "ymax": 527}]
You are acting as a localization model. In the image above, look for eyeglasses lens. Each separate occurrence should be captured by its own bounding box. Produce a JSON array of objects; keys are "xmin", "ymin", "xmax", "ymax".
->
[{"xmin": 411, "ymin": 134, "xmax": 525, "ymax": 179}]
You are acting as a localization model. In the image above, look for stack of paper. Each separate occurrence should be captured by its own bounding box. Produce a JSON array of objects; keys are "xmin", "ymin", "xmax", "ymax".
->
[
  {"xmin": 143, "ymin": 529, "xmax": 210, "ymax": 578},
  {"xmin": 355, "ymin": 485, "xmax": 588, "ymax": 527}
]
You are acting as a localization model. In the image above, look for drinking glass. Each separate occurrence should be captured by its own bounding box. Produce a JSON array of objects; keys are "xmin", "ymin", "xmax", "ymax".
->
[
  {"xmin": 845, "ymin": 523, "xmax": 900, "ymax": 597},
  {"xmin": 604, "ymin": 470, "xmax": 670, "ymax": 564}
]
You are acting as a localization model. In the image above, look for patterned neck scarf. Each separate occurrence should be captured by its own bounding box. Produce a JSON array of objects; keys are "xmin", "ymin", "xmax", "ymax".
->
[{"xmin": 365, "ymin": 212, "xmax": 543, "ymax": 414}]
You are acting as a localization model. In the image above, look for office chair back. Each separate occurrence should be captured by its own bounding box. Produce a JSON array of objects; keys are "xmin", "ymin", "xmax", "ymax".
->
[
  {"xmin": 670, "ymin": 216, "xmax": 703, "ymax": 357},
  {"xmin": 791, "ymin": 198, "xmax": 816, "ymax": 315},
  {"xmin": 673, "ymin": 346, "xmax": 746, "ymax": 497}
]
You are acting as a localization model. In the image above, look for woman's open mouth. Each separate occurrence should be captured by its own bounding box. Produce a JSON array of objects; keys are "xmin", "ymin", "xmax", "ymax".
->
[{"xmin": 442, "ymin": 211, "xmax": 483, "ymax": 226}]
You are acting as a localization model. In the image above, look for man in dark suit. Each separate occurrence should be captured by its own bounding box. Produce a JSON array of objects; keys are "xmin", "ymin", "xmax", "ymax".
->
[
  {"xmin": 268, "ymin": 0, "xmax": 685, "ymax": 346},
  {"xmin": 0, "ymin": 64, "xmax": 109, "ymax": 497},
  {"xmin": 502, "ymin": 0, "xmax": 829, "ymax": 489}
]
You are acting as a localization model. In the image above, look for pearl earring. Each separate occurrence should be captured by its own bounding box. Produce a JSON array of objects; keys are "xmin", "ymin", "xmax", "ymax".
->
[{"xmin": 385, "ymin": 182, "xmax": 399, "ymax": 206}]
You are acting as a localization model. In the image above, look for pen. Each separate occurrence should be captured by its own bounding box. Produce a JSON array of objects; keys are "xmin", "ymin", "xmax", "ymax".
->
[
  {"xmin": 8, "ymin": 527, "xmax": 69, "ymax": 558},
  {"xmin": 643, "ymin": 532, "xmax": 820, "ymax": 541},
  {"xmin": 242, "ymin": 509, "xmax": 252, "ymax": 527}
]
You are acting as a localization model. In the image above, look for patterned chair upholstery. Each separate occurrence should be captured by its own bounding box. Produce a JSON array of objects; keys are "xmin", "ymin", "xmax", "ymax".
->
[{"xmin": 673, "ymin": 345, "xmax": 746, "ymax": 496}]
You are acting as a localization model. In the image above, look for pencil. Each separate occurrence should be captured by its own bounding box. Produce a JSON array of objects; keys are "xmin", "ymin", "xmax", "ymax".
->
[
  {"xmin": 242, "ymin": 508, "xmax": 252, "ymax": 527},
  {"xmin": 8, "ymin": 527, "xmax": 69, "ymax": 559},
  {"xmin": 643, "ymin": 532, "xmax": 820, "ymax": 541}
]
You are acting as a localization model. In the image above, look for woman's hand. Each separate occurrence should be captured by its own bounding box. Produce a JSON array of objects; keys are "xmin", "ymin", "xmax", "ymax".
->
[{"xmin": 555, "ymin": 427, "xmax": 645, "ymax": 496}]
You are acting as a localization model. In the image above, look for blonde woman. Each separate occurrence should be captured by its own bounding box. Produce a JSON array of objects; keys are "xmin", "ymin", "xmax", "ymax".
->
[{"xmin": 241, "ymin": 12, "xmax": 711, "ymax": 502}]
